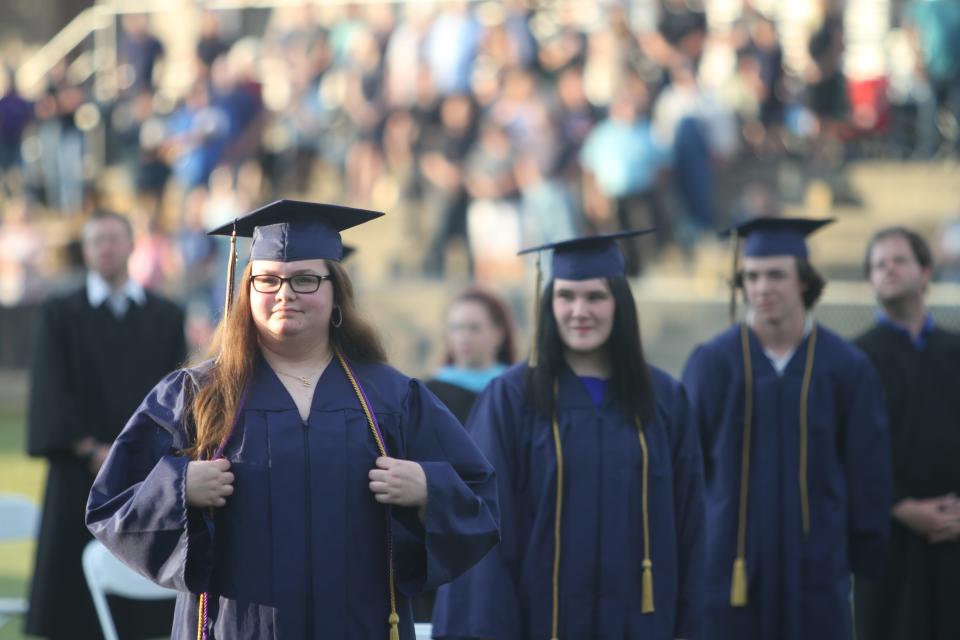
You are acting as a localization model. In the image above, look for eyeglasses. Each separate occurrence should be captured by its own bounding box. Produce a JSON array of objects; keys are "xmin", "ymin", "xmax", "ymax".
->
[{"xmin": 250, "ymin": 274, "xmax": 331, "ymax": 294}]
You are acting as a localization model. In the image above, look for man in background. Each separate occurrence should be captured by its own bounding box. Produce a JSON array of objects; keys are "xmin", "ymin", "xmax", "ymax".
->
[
  {"xmin": 854, "ymin": 226, "xmax": 960, "ymax": 640},
  {"xmin": 25, "ymin": 210, "xmax": 186, "ymax": 639}
]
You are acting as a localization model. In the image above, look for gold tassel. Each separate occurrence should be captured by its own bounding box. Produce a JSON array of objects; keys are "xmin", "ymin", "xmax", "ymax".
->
[
  {"xmin": 730, "ymin": 557, "xmax": 748, "ymax": 607},
  {"xmin": 388, "ymin": 612, "xmax": 399, "ymax": 640},
  {"xmin": 223, "ymin": 223, "xmax": 238, "ymax": 315},
  {"xmin": 728, "ymin": 230, "xmax": 740, "ymax": 324},
  {"xmin": 529, "ymin": 252, "xmax": 543, "ymax": 367},
  {"xmin": 641, "ymin": 559, "xmax": 655, "ymax": 613}
]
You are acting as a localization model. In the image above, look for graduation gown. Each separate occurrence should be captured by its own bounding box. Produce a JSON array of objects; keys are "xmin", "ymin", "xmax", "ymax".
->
[
  {"xmin": 86, "ymin": 356, "xmax": 500, "ymax": 640},
  {"xmin": 26, "ymin": 286, "xmax": 186, "ymax": 639},
  {"xmin": 853, "ymin": 323, "xmax": 960, "ymax": 640},
  {"xmin": 681, "ymin": 323, "xmax": 892, "ymax": 640},
  {"xmin": 432, "ymin": 363, "xmax": 705, "ymax": 639}
]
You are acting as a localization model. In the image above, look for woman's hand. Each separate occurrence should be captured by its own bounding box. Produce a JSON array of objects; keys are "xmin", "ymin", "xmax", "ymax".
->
[
  {"xmin": 185, "ymin": 459, "xmax": 234, "ymax": 508},
  {"xmin": 368, "ymin": 457, "xmax": 428, "ymax": 513}
]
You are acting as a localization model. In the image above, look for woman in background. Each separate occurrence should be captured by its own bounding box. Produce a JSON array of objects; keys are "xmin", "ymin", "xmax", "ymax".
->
[{"xmin": 426, "ymin": 287, "xmax": 517, "ymax": 424}]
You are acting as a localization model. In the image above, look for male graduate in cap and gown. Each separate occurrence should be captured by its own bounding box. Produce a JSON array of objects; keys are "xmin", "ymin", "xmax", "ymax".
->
[
  {"xmin": 433, "ymin": 230, "xmax": 705, "ymax": 639},
  {"xmin": 86, "ymin": 200, "xmax": 500, "ymax": 639},
  {"xmin": 681, "ymin": 217, "xmax": 892, "ymax": 640}
]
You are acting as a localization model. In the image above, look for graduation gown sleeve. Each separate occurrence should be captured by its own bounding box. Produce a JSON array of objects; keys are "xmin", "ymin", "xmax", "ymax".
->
[
  {"xmin": 390, "ymin": 378, "xmax": 501, "ymax": 595},
  {"xmin": 86, "ymin": 369, "xmax": 214, "ymax": 593},
  {"xmin": 432, "ymin": 374, "xmax": 525, "ymax": 639},
  {"xmin": 663, "ymin": 376, "xmax": 706, "ymax": 639},
  {"xmin": 841, "ymin": 354, "xmax": 892, "ymax": 578}
]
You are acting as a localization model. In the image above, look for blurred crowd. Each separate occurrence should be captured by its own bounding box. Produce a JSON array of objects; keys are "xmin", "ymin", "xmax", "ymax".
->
[{"xmin": 2, "ymin": 0, "xmax": 960, "ymax": 320}]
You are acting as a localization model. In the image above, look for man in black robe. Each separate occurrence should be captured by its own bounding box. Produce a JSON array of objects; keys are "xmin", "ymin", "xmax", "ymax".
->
[
  {"xmin": 854, "ymin": 226, "xmax": 960, "ymax": 640},
  {"xmin": 25, "ymin": 210, "xmax": 186, "ymax": 639}
]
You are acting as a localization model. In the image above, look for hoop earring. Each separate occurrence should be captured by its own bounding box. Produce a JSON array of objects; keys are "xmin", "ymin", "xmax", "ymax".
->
[{"xmin": 331, "ymin": 305, "xmax": 343, "ymax": 328}]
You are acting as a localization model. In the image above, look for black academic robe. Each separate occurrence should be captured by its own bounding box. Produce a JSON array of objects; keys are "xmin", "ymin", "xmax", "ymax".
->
[
  {"xmin": 86, "ymin": 356, "xmax": 500, "ymax": 640},
  {"xmin": 432, "ymin": 363, "xmax": 705, "ymax": 639},
  {"xmin": 26, "ymin": 286, "xmax": 186, "ymax": 639},
  {"xmin": 682, "ymin": 323, "xmax": 892, "ymax": 640},
  {"xmin": 424, "ymin": 379, "xmax": 478, "ymax": 426},
  {"xmin": 853, "ymin": 324, "xmax": 960, "ymax": 640}
]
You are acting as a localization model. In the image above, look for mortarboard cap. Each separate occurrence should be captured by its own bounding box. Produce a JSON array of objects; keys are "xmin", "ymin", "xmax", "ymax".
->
[
  {"xmin": 208, "ymin": 199, "xmax": 383, "ymax": 262},
  {"xmin": 518, "ymin": 229, "xmax": 657, "ymax": 280},
  {"xmin": 720, "ymin": 216, "xmax": 834, "ymax": 259}
]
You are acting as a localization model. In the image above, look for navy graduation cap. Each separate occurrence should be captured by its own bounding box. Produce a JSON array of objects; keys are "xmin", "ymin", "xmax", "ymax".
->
[
  {"xmin": 208, "ymin": 199, "xmax": 383, "ymax": 262},
  {"xmin": 518, "ymin": 228, "xmax": 657, "ymax": 280},
  {"xmin": 721, "ymin": 216, "xmax": 834, "ymax": 259}
]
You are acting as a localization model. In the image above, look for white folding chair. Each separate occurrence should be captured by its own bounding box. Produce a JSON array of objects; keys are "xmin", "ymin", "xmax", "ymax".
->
[
  {"xmin": 81, "ymin": 539, "xmax": 177, "ymax": 640},
  {"xmin": 0, "ymin": 493, "xmax": 40, "ymax": 629},
  {"xmin": 415, "ymin": 622, "xmax": 433, "ymax": 639}
]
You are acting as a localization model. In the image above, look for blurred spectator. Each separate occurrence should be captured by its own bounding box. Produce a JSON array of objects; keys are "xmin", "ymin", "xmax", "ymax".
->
[
  {"xmin": 805, "ymin": 5, "xmax": 848, "ymax": 158},
  {"xmin": 733, "ymin": 13, "xmax": 785, "ymax": 154},
  {"xmin": 210, "ymin": 46, "xmax": 265, "ymax": 169},
  {"xmin": 581, "ymin": 78, "xmax": 669, "ymax": 274},
  {"xmin": 163, "ymin": 80, "xmax": 229, "ymax": 191},
  {"xmin": 196, "ymin": 10, "xmax": 231, "ymax": 76},
  {"xmin": 515, "ymin": 119, "xmax": 578, "ymax": 247},
  {"xmin": 904, "ymin": 0, "xmax": 960, "ymax": 155},
  {"xmin": 420, "ymin": 93, "xmax": 477, "ymax": 277},
  {"xmin": 383, "ymin": 3, "xmax": 434, "ymax": 109},
  {"xmin": 35, "ymin": 61, "xmax": 86, "ymax": 215},
  {"xmin": 0, "ymin": 64, "xmax": 33, "ymax": 196},
  {"xmin": 0, "ymin": 197, "xmax": 43, "ymax": 304},
  {"xmin": 936, "ymin": 213, "xmax": 960, "ymax": 282},
  {"xmin": 464, "ymin": 120, "xmax": 522, "ymax": 281},
  {"xmin": 654, "ymin": 64, "xmax": 738, "ymax": 240},
  {"xmin": 128, "ymin": 210, "xmax": 179, "ymax": 292},
  {"xmin": 342, "ymin": 28, "xmax": 386, "ymax": 201},
  {"xmin": 118, "ymin": 14, "xmax": 164, "ymax": 95},
  {"xmin": 642, "ymin": 0, "xmax": 708, "ymax": 79},
  {"xmin": 175, "ymin": 187, "xmax": 219, "ymax": 317},
  {"xmin": 425, "ymin": 1, "xmax": 482, "ymax": 96}
]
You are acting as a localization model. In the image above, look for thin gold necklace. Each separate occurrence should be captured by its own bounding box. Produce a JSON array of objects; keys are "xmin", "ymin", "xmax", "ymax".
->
[
  {"xmin": 274, "ymin": 369, "xmax": 316, "ymax": 388},
  {"xmin": 272, "ymin": 353, "xmax": 333, "ymax": 388}
]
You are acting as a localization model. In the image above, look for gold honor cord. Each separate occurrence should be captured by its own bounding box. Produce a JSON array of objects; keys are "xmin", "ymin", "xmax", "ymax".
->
[
  {"xmin": 636, "ymin": 420, "xmax": 655, "ymax": 614},
  {"xmin": 549, "ymin": 389, "xmax": 655, "ymax": 640},
  {"xmin": 798, "ymin": 326, "xmax": 818, "ymax": 535},
  {"xmin": 335, "ymin": 349, "xmax": 401, "ymax": 640},
  {"xmin": 731, "ymin": 324, "xmax": 754, "ymax": 607},
  {"xmin": 731, "ymin": 323, "xmax": 818, "ymax": 607},
  {"xmin": 550, "ymin": 409, "xmax": 563, "ymax": 640}
]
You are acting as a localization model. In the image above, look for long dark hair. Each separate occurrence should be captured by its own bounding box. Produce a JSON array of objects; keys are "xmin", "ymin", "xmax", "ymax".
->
[
  {"xmin": 185, "ymin": 260, "xmax": 386, "ymax": 459},
  {"xmin": 443, "ymin": 287, "xmax": 518, "ymax": 366},
  {"xmin": 526, "ymin": 277, "xmax": 656, "ymax": 424}
]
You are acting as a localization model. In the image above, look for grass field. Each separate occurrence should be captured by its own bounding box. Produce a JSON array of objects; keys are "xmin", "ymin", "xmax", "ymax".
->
[{"xmin": 0, "ymin": 404, "xmax": 45, "ymax": 640}]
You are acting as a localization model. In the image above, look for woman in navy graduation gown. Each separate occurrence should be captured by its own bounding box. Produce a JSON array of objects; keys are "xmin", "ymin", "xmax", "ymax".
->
[
  {"xmin": 432, "ymin": 230, "xmax": 705, "ymax": 640},
  {"xmin": 85, "ymin": 200, "xmax": 500, "ymax": 640}
]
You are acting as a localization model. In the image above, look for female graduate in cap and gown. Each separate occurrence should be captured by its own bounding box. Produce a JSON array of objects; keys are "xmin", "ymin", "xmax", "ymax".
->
[
  {"xmin": 432, "ymin": 230, "xmax": 706, "ymax": 639},
  {"xmin": 85, "ymin": 200, "xmax": 501, "ymax": 639},
  {"xmin": 681, "ymin": 217, "xmax": 892, "ymax": 640}
]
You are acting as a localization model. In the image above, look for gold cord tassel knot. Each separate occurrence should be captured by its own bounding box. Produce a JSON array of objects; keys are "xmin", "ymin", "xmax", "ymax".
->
[
  {"xmin": 641, "ymin": 558, "xmax": 655, "ymax": 613},
  {"xmin": 388, "ymin": 612, "xmax": 400, "ymax": 640},
  {"xmin": 730, "ymin": 557, "xmax": 748, "ymax": 607}
]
